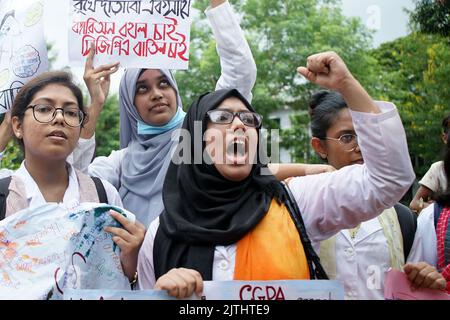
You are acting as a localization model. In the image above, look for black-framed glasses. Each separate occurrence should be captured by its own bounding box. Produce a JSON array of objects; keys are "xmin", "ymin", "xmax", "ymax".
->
[
  {"xmin": 322, "ymin": 133, "xmax": 359, "ymax": 152},
  {"xmin": 207, "ymin": 110, "xmax": 263, "ymax": 128},
  {"xmin": 26, "ymin": 105, "xmax": 85, "ymax": 127}
]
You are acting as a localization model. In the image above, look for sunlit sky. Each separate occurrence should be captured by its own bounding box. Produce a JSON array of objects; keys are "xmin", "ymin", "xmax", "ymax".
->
[{"xmin": 41, "ymin": 0, "xmax": 416, "ymax": 93}]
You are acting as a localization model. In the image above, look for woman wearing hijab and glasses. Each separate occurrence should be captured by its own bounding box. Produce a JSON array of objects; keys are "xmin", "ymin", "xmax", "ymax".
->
[
  {"xmin": 77, "ymin": 0, "xmax": 332, "ymax": 228},
  {"xmin": 77, "ymin": 0, "xmax": 258, "ymax": 229},
  {"xmin": 134, "ymin": 51, "xmax": 429, "ymax": 298}
]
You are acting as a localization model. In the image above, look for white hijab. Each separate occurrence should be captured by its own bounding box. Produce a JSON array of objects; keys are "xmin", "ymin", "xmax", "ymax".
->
[{"xmin": 118, "ymin": 68, "xmax": 183, "ymax": 227}]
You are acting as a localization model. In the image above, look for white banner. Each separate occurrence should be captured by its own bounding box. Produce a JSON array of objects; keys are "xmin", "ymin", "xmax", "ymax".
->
[
  {"xmin": 0, "ymin": 203, "xmax": 134, "ymax": 300},
  {"xmin": 0, "ymin": 0, "xmax": 49, "ymax": 113},
  {"xmin": 64, "ymin": 280, "xmax": 345, "ymax": 300},
  {"xmin": 68, "ymin": 0, "xmax": 193, "ymax": 69}
]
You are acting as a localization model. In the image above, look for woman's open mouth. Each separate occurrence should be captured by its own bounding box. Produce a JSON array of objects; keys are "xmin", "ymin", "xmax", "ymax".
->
[{"xmin": 226, "ymin": 137, "xmax": 248, "ymax": 165}]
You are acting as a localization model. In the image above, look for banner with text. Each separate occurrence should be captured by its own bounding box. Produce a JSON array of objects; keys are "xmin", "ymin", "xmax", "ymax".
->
[
  {"xmin": 69, "ymin": 0, "xmax": 193, "ymax": 69},
  {"xmin": 0, "ymin": 203, "xmax": 133, "ymax": 300},
  {"xmin": 64, "ymin": 280, "xmax": 345, "ymax": 300},
  {"xmin": 0, "ymin": 0, "xmax": 48, "ymax": 114}
]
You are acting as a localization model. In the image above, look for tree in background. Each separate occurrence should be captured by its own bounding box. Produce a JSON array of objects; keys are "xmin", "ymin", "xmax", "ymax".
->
[
  {"xmin": 369, "ymin": 0, "xmax": 450, "ymax": 177},
  {"xmin": 174, "ymin": 0, "xmax": 223, "ymax": 109},
  {"xmin": 4, "ymin": 0, "xmax": 447, "ymax": 175},
  {"xmin": 410, "ymin": 0, "xmax": 450, "ymax": 37},
  {"xmin": 94, "ymin": 93, "xmax": 120, "ymax": 157},
  {"xmin": 372, "ymin": 33, "xmax": 450, "ymax": 177},
  {"xmin": 0, "ymin": 117, "xmax": 22, "ymax": 169}
]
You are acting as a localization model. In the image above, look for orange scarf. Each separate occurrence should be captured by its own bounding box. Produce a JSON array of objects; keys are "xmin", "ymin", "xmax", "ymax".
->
[{"xmin": 234, "ymin": 199, "xmax": 310, "ymax": 280}]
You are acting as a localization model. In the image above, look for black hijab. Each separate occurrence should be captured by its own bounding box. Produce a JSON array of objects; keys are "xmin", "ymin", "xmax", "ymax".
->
[{"xmin": 153, "ymin": 89, "xmax": 284, "ymax": 280}]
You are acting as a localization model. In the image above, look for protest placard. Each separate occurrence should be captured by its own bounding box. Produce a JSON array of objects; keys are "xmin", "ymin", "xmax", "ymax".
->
[
  {"xmin": 69, "ymin": 0, "xmax": 193, "ymax": 69},
  {"xmin": 384, "ymin": 269, "xmax": 450, "ymax": 300},
  {"xmin": 0, "ymin": 0, "xmax": 48, "ymax": 113},
  {"xmin": 64, "ymin": 280, "xmax": 344, "ymax": 300},
  {"xmin": 0, "ymin": 202, "xmax": 133, "ymax": 300}
]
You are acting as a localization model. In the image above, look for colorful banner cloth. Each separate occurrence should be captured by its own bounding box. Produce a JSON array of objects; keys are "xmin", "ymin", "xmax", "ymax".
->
[{"xmin": 0, "ymin": 202, "xmax": 133, "ymax": 299}]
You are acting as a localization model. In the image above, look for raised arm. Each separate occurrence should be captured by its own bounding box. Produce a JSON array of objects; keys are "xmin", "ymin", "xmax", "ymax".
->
[
  {"xmin": 292, "ymin": 51, "xmax": 415, "ymax": 241},
  {"xmin": 268, "ymin": 163, "xmax": 335, "ymax": 181},
  {"xmin": 206, "ymin": 0, "xmax": 257, "ymax": 102},
  {"xmin": 69, "ymin": 46, "xmax": 119, "ymax": 173},
  {"xmin": 297, "ymin": 51, "xmax": 380, "ymax": 114},
  {"xmin": 81, "ymin": 44, "xmax": 120, "ymax": 139}
]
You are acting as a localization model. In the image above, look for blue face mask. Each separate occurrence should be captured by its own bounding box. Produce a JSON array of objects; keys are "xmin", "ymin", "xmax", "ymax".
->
[{"xmin": 137, "ymin": 107, "xmax": 186, "ymax": 135}]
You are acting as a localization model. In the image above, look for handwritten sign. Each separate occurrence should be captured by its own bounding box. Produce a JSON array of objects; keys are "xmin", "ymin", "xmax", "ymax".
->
[
  {"xmin": 64, "ymin": 280, "xmax": 345, "ymax": 300},
  {"xmin": 0, "ymin": 0, "xmax": 48, "ymax": 113},
  {"xmin": 384, "ymin": 269, "xmax": 450, "ymax": 300},
  {"xmin": 0, "ymin": 202, "xmax": 134, "ymax": 300},
  {"xmin": 68, "ymin": 0, "xmax": 193, "ymax": 69},
  {"xmin": 202, "ymin": 280, "xmax": 344, "ymax": 300}
]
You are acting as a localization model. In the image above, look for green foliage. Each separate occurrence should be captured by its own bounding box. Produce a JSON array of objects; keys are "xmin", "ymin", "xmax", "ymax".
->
[
  {"xmin": 242, "ymin": 0, "xmax": 379, "ymax": 163},
  {"xmin": 409, "ymin": 0, "xmax": 450, "ymax": 37},
  {"xmin": 1, "ymin": 140, "xmax": 23, "ymax": 170},
  {"xmin": 94, "ymin": 93, "xmax": 120, "ymax": 157},
  {"xmin": 174, "ymin": 15, "xmax": 222, "ymax": 110},
  {"xmin": 46, "ymin": 42, "xmax": 58, "ymax": 69},
  {"xmin": 4, "ymin": 0, "xmax": 446, "ymax": 182},
  {"xmin": 371, "ymin": 33, "xmax": 450, "ymax": 176},
  {"xmin": 281, "ymin": 112, "xmax": 322, "ymax": 164},
  {"xmin": 241, "ymin": 0, "xmax": 376, "ymax": 117}
]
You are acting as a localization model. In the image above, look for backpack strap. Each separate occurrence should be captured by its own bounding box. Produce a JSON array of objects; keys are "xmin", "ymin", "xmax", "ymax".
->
[
  {"xmin": 394, "ymin": 202, "xmax": 417, "ymax": 261},
  {"xmin": 281, "ymin": 182, "xmax": 329, "ymax": 280},
  {"xmin": 90, "ymin": 176, "xmax": 108, "ymax": 204},
  {"xmin": 0, "ymin": 176, "xmax": 12, "ymax": 221},
  {"xmin": 434, "ymin": 202, "xmax": 444, "ymax": 229}
]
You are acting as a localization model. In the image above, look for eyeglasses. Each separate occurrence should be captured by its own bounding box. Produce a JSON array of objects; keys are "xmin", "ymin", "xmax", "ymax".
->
[
  {"xmin": 322, "ymin": 133, "xmax": 359, "ymax": 152},
  {"xmin": 26, "ymin": 105, "xmax": 85, "ymax": 127},
  {"xmin": 207, "ymin": 110, "xmax": 263, "ymax": 128}
]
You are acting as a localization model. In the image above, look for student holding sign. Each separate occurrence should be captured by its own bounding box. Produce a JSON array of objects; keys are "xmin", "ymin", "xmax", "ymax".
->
[
  {"xmin": 136, "ymin": 51, "xmax": 417, "ymax": 298},
  {"xmin": 2, "ymin": 71, "xmax": 145, "ymax": 282},
  {"xmin": 77, "ymin": 0, "xmax": 257, "ymax": 228},
  {"xmin": 79, "ymin": 0, "xmax": 333, "ymax": 228}
]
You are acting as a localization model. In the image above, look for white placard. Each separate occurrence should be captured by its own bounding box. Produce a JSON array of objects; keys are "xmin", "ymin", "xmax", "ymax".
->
[
  {"xmin": 0, "ymin": 0, "xmax": 49, "ymax": 113},
  {"xmin": 68, "ymin": 0, "xmax": 193, "ymax": 69}
]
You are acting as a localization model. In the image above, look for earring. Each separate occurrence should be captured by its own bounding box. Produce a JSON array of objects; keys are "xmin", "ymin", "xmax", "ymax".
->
[
  {"xmin": 16, "ymin": 132, "xmax": 22, "ymax": 139},
  {"xmin": 320, "ymin": 153, "xmax": 327, "ymax": 159}
]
